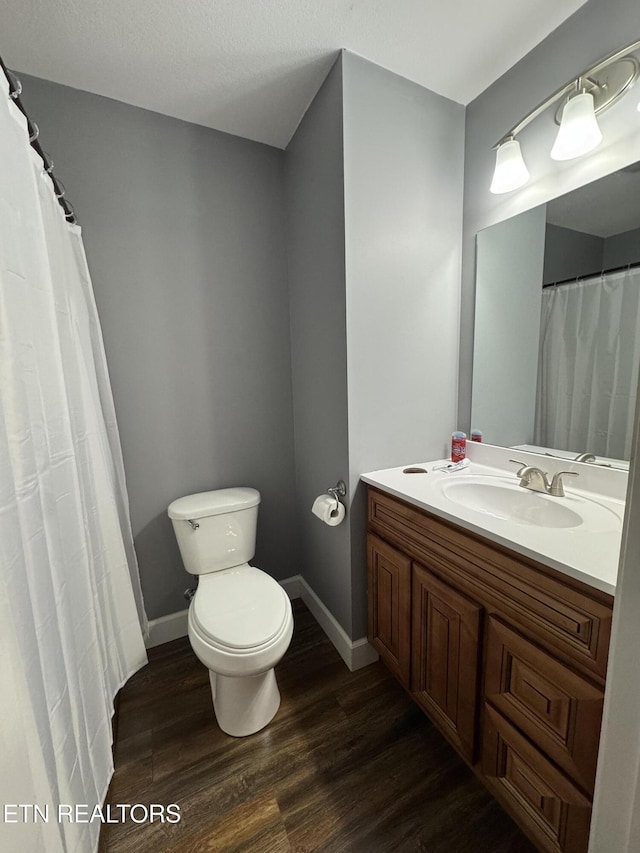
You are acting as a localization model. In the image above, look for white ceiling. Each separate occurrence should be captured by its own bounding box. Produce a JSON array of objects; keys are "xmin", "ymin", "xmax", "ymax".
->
[{"xmin": 1, "ymin": 0, "xmax": 587, "ymax": 149}]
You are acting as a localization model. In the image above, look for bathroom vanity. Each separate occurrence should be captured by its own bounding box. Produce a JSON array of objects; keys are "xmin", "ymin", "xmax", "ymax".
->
[{"xmin": 363, "ymin": 450, "xmax": 624, "ymax": 853}]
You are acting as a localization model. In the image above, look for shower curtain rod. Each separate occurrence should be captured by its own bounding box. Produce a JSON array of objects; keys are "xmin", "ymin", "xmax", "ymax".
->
[
  {"xmin": 0, "ymin": 54, "xmax": 77, "ymax": 224},
  {"xmin": 543, "ymin": 259, "xmax": 640, "ymax": 289}
]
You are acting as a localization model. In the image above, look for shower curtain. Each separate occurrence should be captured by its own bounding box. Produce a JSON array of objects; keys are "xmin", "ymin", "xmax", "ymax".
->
[
  {"xmin": 534, "ymin": 267, "xmax": 640, "ymax": 460},
  {"xmin": 0, "ymin": 74, "xmax": 147, "ymax": 852}
]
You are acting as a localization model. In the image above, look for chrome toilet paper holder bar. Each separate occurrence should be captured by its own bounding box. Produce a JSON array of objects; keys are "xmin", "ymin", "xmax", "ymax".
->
[{"xmin": 327, "ymin": 480, "xmax": 347, "ymax": 510}]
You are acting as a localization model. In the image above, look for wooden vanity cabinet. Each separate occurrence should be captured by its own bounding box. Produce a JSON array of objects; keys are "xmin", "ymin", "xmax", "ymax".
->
[
  {"xmin": 411, "ymin": 562, "xmax": 481, "ymax": 764},
  {"xmin": 367, "ymin": 533, "xmax": 411, "ymax": 686},
  {"xmin": 482, "ymin": 706, "xmax": 592, "ymax": 853},
  {"xmin": 366, "ymin": 486, "xmax": 614, "ymax": 853},
  {"xmin": 483, "ymin": 617, "xmax": 604, "ymax": 794}
]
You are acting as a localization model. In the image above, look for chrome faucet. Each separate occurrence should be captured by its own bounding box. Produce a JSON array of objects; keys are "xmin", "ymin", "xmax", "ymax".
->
[
  {"xmin": 510, "ymin": 460, "xmax": 578, "ymax": 497},
  {"xmin": 574, "ymin": 452, "xmax": 596, "ymax": 463}
]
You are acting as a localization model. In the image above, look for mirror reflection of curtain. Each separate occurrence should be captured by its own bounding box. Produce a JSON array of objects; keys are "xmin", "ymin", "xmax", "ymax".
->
[{"xmin": 534, "ymin": 267, "xmax": 640, "ymax": 459}]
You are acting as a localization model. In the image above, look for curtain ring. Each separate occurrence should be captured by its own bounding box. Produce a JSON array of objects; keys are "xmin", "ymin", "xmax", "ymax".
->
[
  {"xmin": 54, "ymin": 179, "xmax": 66, "ymax": 199},
  {"xmin": 28, "ymin": 120, "xmax": 39, "ymax": 142},
  {"xmin": 42, "ymin": 151, "xmax": 54, "ymax": 174},
  {"xmin": 6, "ymin": 69, "xmax": 22, "ymax": 99},
  {"xmin": 64, "ymin": 202, "xmax": 77, "ymax": 225}
]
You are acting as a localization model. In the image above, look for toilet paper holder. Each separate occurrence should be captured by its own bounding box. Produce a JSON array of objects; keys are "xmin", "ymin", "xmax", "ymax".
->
[{"xmin": 327, "ymin": 480, "xmax": 347, "ymax": 511}]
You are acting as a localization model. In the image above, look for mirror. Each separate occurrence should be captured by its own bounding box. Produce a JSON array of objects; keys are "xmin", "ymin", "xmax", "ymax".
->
[{"xmin": 472, "ymin": 162, "xmax": 640, "ymax": 468}]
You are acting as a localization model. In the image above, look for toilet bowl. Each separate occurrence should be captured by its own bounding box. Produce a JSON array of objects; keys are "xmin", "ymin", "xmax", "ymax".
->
[{"xmin": 168, "ymin": 488, "xmax": 293, "ymax": 737}]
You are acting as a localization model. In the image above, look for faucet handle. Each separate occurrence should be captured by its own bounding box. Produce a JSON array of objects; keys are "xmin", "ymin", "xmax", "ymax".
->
[
  {"xmin": 574, "ymin": 452, "xmax": 596, "ymax": 463},
  {"xmin": 549, "ymin": 471, "xmax": 578, "ymax": 497},
  {"xmin": 509, "ymin": 459, "xmax": 530, "ymax": 476}
]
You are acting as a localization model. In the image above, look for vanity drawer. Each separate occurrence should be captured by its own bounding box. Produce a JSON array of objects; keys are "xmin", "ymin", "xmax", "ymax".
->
[
  {"xmin": 368, "ymin": 488, "xmax": 612, "ymax": 683},
  {"xmin": 482, "ymin": 706, "xmax": 591, "ymax": 853},
  {"xmin": 484, "ymin": 617, "xmax": 603, "ymax": 793}
]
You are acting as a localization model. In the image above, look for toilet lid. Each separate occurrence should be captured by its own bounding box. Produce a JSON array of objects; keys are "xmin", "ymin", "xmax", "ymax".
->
[{"xmin": 192, "ymin": 566, "xmax": 289, "ymax": 650}]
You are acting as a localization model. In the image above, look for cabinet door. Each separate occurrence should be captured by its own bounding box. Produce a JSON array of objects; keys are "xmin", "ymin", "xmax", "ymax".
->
[
  {"xmin": 485, "ymin": 617, "xmax": 603, "ymax": 793},
  {"xmin": 482, "ymin": 706, "xmax": 591, "ymax": 853},
  {"xmin": 367, "ymin": 533, "xmax": 411, "ymax": 685},
  {"xmin": 411, "ymin": 562, "xmax": 481, "ymax": 763}
]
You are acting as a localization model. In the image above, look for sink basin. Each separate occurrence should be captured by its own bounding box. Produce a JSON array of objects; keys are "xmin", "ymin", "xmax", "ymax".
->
[{"xmin": 437, "ymin": 475, "xmax": 620, "ymax": 531}]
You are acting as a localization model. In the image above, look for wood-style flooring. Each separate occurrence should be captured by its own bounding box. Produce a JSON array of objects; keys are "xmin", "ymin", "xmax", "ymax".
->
[{"xmin": 102, "ymin": 600, "xmax": 535, "ymax": 853}]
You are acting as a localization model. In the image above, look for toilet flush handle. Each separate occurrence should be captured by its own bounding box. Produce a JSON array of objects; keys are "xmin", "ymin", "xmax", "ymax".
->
[{"xmin": 186, "ymin": 518, "xmax": 199, "ymax": 530}]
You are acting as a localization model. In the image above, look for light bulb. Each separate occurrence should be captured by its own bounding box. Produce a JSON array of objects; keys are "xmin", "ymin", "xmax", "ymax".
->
[
  {"xmin": 551, "ymin": 91, "xmax": 603, "ymax": 161},
  {"xmin": 490, "ymin": 138, "xmax": 530, "ymax": 194}
]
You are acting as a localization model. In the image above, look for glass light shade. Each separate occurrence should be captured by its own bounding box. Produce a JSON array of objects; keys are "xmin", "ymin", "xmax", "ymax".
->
[
  {"xmin": 489, "ymin": 138, "xmax": 530, "ymax": 194},
  {"xmin": 550, "ymin": 92, "xmax": 603, "ymax": 161}
]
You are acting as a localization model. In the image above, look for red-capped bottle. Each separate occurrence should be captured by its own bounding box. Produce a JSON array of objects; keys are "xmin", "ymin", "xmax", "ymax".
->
[{"xmin": 451, "ymin": 431, "xmax": 467, "ymax": 462}]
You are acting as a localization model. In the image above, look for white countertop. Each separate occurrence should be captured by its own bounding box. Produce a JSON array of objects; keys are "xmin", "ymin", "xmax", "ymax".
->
[{"xmin": 362, "ymin": 448, "xmax": 625, "ymax": 597}]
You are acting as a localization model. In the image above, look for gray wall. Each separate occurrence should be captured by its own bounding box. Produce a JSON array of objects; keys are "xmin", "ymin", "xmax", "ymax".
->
[
  {"xmin": 20, "ymin": 75, "xmax": 297, "ymax": 620},
  {"xmin": 342, "ymin": 52, "xmax": 465, "ymax": 638},
  {"xmin": 472, "ymin": 205, "xmax": 546, "ymax": 446},
  {"xmin": 21, "ymin": 53, "xmax": 465, "ymax": 643},
  {"xmin": 543, "ymin": 223, "xmax": 604, "ymax": 284},
  {"xmin": 542, "ymin": 224, "xmax": 640, "ymax": 284},
  {"xmin": 285, "ymin": 58, "xmax": 353, "ymax": 636},
  {"xmin": 459, "ymin": 7, "xmax": 640, "ymax": 843},
  {"xmin": 285, "ymin": 52, "xmax": 464, "ymax": 640},
  {"xmin": 460, "ymin": 0, "xmax": 640, "ymax": 433},
  {"xmin": 604, "ymin": 226, "xmax": 640, "ymax": 269}
]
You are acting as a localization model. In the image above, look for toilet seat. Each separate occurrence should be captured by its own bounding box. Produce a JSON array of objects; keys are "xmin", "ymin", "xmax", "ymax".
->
[{"xmin": 191, "ymin": 564, "xmax": 290, "ymax": 652}]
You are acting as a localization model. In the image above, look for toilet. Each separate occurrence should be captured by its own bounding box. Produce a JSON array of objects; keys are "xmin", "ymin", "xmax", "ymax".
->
[{"xmin": 168, "ymin": 487, "xmax": 293, "ymax": 737}]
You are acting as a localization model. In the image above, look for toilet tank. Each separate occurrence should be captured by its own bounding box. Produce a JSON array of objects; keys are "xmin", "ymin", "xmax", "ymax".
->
[{"xmin": 168, "ymin": 487, "xmax": 260, "ymax": 575}]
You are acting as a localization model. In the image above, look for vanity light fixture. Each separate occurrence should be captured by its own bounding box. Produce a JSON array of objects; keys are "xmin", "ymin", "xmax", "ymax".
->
[
  {"xmin": 490, "ymin": 38, "xmax": 640, "ymax": 194},
  {"xmin": 550, "ymin": 87, "xmax": 602, "ymax": 161},
  {"xmin": 490, "ymin": 136, "xmax": 530, "ymax": 193}
]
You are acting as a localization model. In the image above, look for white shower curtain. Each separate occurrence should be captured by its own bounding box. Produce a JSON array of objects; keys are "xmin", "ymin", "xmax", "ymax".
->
[
  {"xmin": 0, "ymin": 73, "xmax": 147, "ymax": 853},
  {"xmin": 535, "ymin": 267, "xmax": 640, "ymax": 460}
]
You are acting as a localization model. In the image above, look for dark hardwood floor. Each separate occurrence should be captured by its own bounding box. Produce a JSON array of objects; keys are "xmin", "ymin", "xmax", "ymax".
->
[{"xmin": 102, "ymin": 600, "xmax": 535, "ymax": 853}]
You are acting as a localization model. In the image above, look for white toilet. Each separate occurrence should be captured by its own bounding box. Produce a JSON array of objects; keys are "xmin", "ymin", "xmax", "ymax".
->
[{"xmin": 167, "ymin": 487, "xmax": 293, "ymax": 737}]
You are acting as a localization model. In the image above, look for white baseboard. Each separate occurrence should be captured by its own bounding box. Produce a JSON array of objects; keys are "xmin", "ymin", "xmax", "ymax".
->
[
  {"xmin": 146, "ymin": 574, "xmax": 379, "ymax": 672},
  {"xmin": 145, "ymin": 608, "xmax": 189, "ymax": 649},
  {"xmin": 350, "ymin": 636, "xmax": 381, "ymax": 671},
  {"xmin": 283, "ymin": 574, "xmax": 379, "ymax": 672},
  {"xmin": 279, "ymin": 575, "xmax": 302, "ymax": 600}
]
